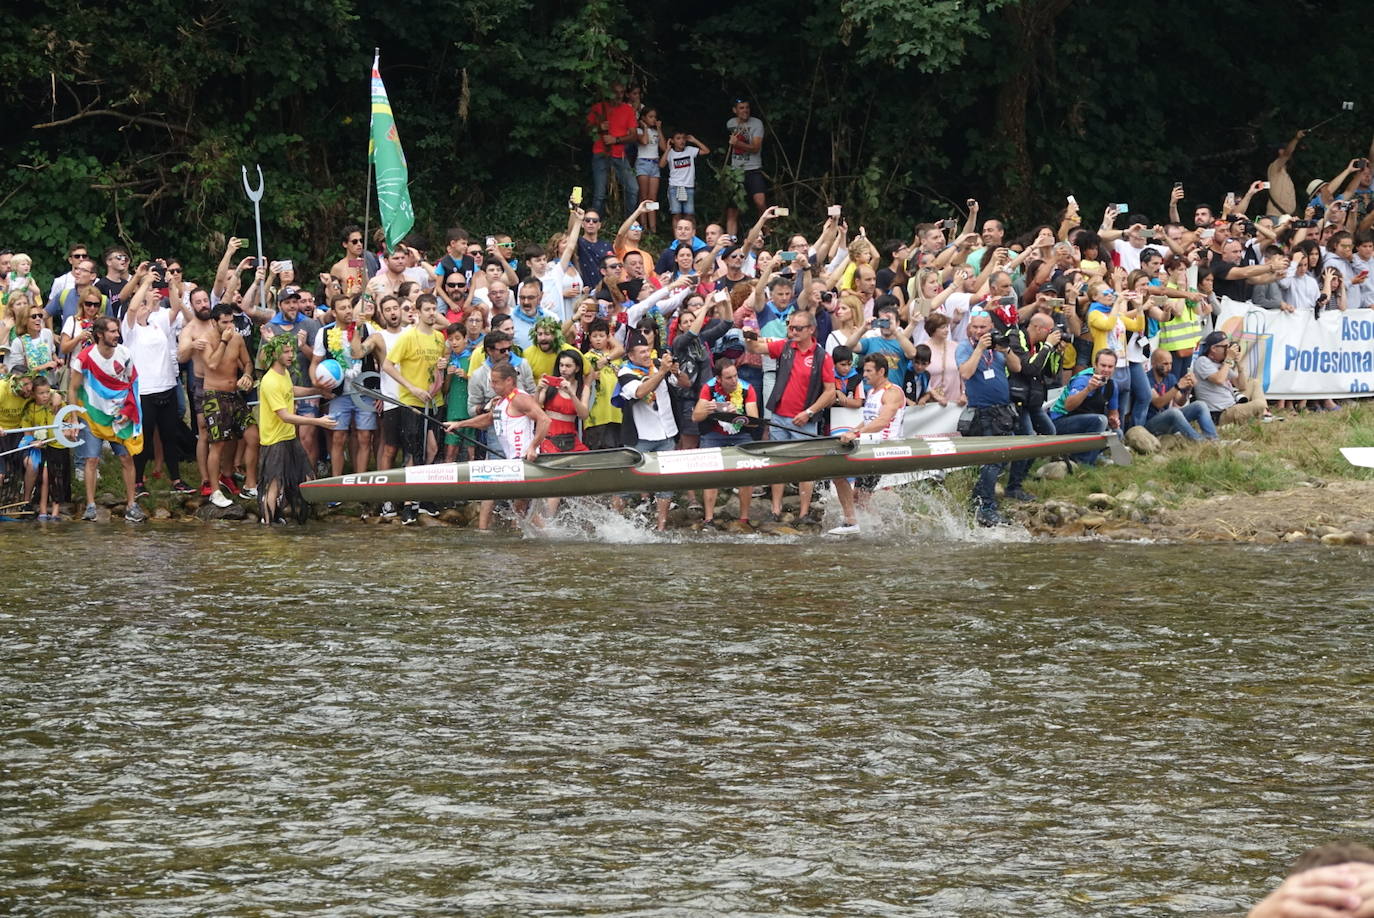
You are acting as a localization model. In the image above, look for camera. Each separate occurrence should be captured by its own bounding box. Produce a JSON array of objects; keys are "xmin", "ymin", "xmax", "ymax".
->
[
  {"xmin": 1293, "ymin": 219, "xmax": 1317, "ymax": 228},
  {"xmin": 990, "ymin": 329, "xmax": 1013, "ymax": 348},
  {"xmin": 874, "ymin": 318, "xmax": 890, "ymax": 330},
  {"xmin": 152, "ymin": 261, "xmax": 168, "ymax": 282},
  {"xmin": 995, "ymin": 294, "xmax": 1017, "ymax": 307},
  {"xmin": 820, "ymin": 291, "xmax": 835, "ymax": 304}
]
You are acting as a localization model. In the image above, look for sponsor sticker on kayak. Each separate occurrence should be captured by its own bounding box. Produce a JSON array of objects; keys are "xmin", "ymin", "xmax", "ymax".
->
[
  {"xmin": 657, "ymin": 448, "xmax": 726, "ymax": 475},
  {"xmin": 407, "ymin": 463, "xmax": 460, "ymax": 484},
  {"xmin": 872, "ymin": 445, "xmax": 913, "ymax": 459},
  {"xmin": 469, "ymin": 460, "xmax": 526, "ymax": 482},
  {"xmin": 927, "ymin": 439, "xmax": 957, "ymax": 456},
  {"xmin": 736, "ymin": 457, "xmax": 772, "ymax": 469}
]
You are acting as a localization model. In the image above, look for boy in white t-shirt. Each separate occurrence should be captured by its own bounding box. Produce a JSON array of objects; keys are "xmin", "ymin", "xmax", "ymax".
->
[{"xmin": 659, "ymin": 131, "xmax": 711, "ymax": 216}]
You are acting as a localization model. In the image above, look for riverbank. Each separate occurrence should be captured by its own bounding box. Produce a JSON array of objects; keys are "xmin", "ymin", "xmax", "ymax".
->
[
  {"xmin": 56, "ymin": 400, "xmax": 1374, "ymax": 544},
  {"xmin": 997, "ymin": 400, "xmax": 1374, "ymax": 545}
]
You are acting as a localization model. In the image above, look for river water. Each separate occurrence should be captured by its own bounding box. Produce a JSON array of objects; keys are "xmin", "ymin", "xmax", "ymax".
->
[{"xmin": 3, "ymin": 510, "xmax": 1373, "ymax": 916}]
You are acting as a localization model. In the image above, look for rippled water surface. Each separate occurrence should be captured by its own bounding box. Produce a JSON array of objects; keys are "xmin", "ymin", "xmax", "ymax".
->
[{"xmin": 3, "ymin": 522, "xmax": 1373, "ymax": 916}]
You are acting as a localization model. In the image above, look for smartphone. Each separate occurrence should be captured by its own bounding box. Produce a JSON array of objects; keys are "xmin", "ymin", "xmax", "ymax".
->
[
  {"xmin": 775, "ymin": 207, "xmax": 790, "ymax": 217},
  {"xmin": 1066, "ymin": 195, "xmax": 1077, "ymax": 206},
  {"xmin": 1045, "ymin": 297, "xmax": 1065, "ymax": 312},
  {"xmin": 1357, "ymin": 271, "xmax": 1370, "ymax": 283},
  {"xmin": 1115, "ymin": 203, "xmax": 1129, "ymax": 213},
  {"xmin": 1225, "ymin": 192, "xmax": 1236, "ymax": 206},
  {"xmin": 1260, "ymin": 181, "xmax": 1271, "ymax": 190},
  {"xmin": 570, "ymin": 186, "xmax": 583, "ymax": 205},
  {"xmin": 828, "ymin": 205, "xmax": 842, "ymax": 217},
  {"xmin": 644, "ymin": 201, "xmax": 659, "ymax": 211},
  {"xmin": 941, "ymin": 218, "xmax": 957, "ymax": 232},
  {"xmin": 874, "ymin": 318, "xmax": 890, "ymax": 330},
  {"xmin": 1344, "ymin": 101, "xmax": 1356, "ymax": 111},
  {"xmin": 966, "ymin": 198, "xmax": 977, "ymax": 208},
  {"xmin": 244, "ymin": 257, "xmax": 258, "ymax": 269},
  {"xmin": 1149, "ymin": 295, "xmax": 1168, "ymax": 308},
  {"xmin": 777, "ymin": 251, "xmax": 798, "ymax": 262},
  {"xmin": 712, "ymin": 290, "xmax": 728, "ymax": 303},
  {"xmin": 542, "ymin": 375, "xmax": 561, "ymax": 388},
  {"xmin": 1173, "ymin": 182, "xmax": 1183, "ymax": 190},
  {"xmin": 485, "ymin": 236, "xmax": 496, "ymax": 248},
  {"xmin": 1140, "ymin": 229, "xmax": 1156, "ymax": 240}
]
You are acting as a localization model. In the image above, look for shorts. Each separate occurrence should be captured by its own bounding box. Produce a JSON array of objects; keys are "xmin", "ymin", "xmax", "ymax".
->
[
  {"xmin": 672, "ymin": 394, "xmax": 701, "ymax": 437},
  {"xmin": 326, "ymin": 391, "xmax": 377, "ymax": 431},
  {"xmin": 75, "ymin": 425, "xmax": 131, "ymax": 461},
  {"xmin": 190, "ymin": 375, "xmax": 207, "ymax": 417},
  {"xmin": 296, "ymin": 396, "xmax": 320, "ymax": 419},
  {"xmin": 203, "ymin": 389, "xmax": 255, "ymax": 442},
  {"xmin": 397, "ymin": 411, "xmax": 428, "ymax": 463},
  {"xmin": 668, "ymin": 186, "xmax": 695, "ymax": 215},
  {"xmin": 768, "ymin": 418, "xmax": 819, "ymax": 441},
  {"xmin": 635, "ymin": 158, "xmax": 660, "ymax": 178},
  {"xmin": 742, "ymin": 169, "xmax": 767, "ymax": 198},
  {"xmin": 380, "ymin": 406, "xmax": 403, "ymax": 446},
  {"xmin": 636, "ymin": 436, "xmax": 676, "ymax": 499},
  {"xmin": 700, "ymin": 432, "xmax": 752, "ymax": 449},
  {"xmin": 583, "ymin": 424, "xmax": 621, "ymax": 451}
]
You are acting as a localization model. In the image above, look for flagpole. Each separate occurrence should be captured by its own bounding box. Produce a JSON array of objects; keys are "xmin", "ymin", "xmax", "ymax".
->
[{"xmin": 362, "ymin": 48, "xmax": 378, "ymax": 267}]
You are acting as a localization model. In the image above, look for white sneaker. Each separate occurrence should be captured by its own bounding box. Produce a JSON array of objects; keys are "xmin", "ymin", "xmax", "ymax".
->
[
  {"xmin": 209, "ymin": 489, "xmax": 233, "ymax": 508},
  {"xmin": 827, "ymin": 522, "xmax": 861, "ymax": 535}
]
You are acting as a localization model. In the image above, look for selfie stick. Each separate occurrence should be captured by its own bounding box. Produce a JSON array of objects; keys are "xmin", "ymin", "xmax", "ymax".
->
[
  {"xmin": 241, "ymin": 164, "xmax": 267, "ymax": 310},
  {"xmin": 1306, "ymin": 102, "xmax": 1355, "ymax": 134}
]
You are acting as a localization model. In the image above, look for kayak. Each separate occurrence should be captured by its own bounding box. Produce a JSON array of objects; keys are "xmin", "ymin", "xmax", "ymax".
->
[{"xmin": 299, "ymin": 432, "xmax": 1124, "ymax": 504}]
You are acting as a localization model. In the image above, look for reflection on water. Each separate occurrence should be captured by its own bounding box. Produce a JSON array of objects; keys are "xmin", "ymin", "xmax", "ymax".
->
[{"xmin": 2, "ymin": 522, "xmax": 1372, "ymax": 915}]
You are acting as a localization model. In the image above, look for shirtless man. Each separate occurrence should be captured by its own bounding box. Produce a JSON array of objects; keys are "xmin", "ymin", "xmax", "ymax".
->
[
  {"xmin": 202, "ymin": 303, "xmax": 258, "ymax": 507},
  {"xmin": 330, "ymin": 225, "xmax": 371, "ymax": 298},
  {"xmin": 444, "ymin": 361, "xmax": 550, "ymax": 531},
  {"xmin": 176, "ymin": 287, "xmax": 218, "ymax": 493},
  {"xmin": 367, "ymin": 248, "xmax": 409, "ymax": 302}
]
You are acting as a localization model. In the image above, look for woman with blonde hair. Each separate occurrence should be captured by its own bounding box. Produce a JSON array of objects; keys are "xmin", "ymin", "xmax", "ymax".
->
[{"xmin": 824, "ymin": 292, "xmax": 865, "ymax": 356}]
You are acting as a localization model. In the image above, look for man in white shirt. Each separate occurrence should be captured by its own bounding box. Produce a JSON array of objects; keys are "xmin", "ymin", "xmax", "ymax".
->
[
  {"xmin": 122, "ymin": 273, "xmax": 192, "ymax": 494},
  {"xmin": 616, "ymin": 339, "xmax": 681, "ymax": 531}
]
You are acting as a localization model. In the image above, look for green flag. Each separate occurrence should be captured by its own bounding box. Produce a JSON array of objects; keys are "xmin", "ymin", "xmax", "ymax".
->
[{"xmin": 369, "ymin": 53, "xmax": 415, "ymax": 249}]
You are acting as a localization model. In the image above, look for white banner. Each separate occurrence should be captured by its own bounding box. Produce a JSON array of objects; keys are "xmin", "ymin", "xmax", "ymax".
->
[
  {"xmin": 1217, "ymin": 300, "xmax": 1374, "ymax": 400},
  {"xmin": 900, "ymin": 404, "xmax": 964, "ymax": 437}
]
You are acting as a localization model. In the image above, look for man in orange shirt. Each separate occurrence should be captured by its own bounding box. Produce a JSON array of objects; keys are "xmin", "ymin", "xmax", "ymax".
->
[{"xmin": 587, "ymin": 82, "xmax": 638, "ymax": 219}]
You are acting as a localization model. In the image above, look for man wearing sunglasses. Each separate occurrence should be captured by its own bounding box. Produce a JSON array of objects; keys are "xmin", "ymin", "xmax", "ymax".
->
[
  {"xmin": 329, "ymin": 224, "xmax": 380, "ymax": 297},
  {"xmin": 46, "ymin": 243, "xmax": 90, "ymax": 309},
  {"xmin": 576, "ymin": 209, "xmax": 615, "ymax": 292},
  {"xmin": 94, "ymin": 246, "xmax": 135, "ymax": 320}
]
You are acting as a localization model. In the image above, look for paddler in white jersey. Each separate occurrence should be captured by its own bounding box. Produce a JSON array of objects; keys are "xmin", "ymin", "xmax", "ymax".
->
[
  {"xmin": 444, "ymin": 361, "xmax": 550, "ymax": 531},
  {"xmin": 828, "ymin": 353, "xmax": 906, "ymax": 536}
]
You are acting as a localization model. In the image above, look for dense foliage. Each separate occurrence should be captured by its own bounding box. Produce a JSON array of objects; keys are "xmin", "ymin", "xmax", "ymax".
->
[{"xmin": 1, "ymin": 0, "xmax": 1368, "ymax": 283}]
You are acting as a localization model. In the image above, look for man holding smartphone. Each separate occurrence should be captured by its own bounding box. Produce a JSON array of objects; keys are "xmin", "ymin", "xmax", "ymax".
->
[{"xmin": 724, "ymin": 98, "xmax": 766, "ymax": 237}]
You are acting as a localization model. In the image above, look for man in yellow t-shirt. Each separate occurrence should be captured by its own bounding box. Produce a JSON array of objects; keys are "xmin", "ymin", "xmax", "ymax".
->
[
  {"xmin": 380, "ymin": 294, "xmax": 447, "ymax": 522},
  {"xmin": 257, "ymin": 335, "xmax": 336, "ymax": 524}
]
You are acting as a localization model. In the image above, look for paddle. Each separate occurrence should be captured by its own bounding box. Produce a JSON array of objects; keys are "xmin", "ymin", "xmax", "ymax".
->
[
  {"xmin": 0, "ymin": 404, "xmax": 84, "ymax": 450},
  {"xmin": 707, "ymin": 410, "xmax": 828, "ymax": 440},
  {"xmin": 1341, "ymin": 447, "xmax": 1374, "ymax": 468},
  {"xmin": 350, "ymin": 382, "xmax": 506, "ymax": 459}
]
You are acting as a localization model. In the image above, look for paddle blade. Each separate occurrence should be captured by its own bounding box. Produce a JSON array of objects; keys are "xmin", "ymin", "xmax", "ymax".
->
[{"xmin": 1108, "ymin": 434, "xmax": 1133, "ymax": 467}]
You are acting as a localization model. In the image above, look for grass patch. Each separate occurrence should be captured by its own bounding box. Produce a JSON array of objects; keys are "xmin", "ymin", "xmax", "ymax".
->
[{"xmin": 948, "ymin": 401, "xmax": 1374, "ymax": 509}]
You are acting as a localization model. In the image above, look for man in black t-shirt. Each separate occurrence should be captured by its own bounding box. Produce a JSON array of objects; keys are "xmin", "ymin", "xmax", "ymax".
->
[
  {"xmin": 1209, "ymin": 238, "xmax": 1276, "ymax": 302},
  {"xmin": 94, "ymin": 245, "xmax": 135, "ymax": 320}
]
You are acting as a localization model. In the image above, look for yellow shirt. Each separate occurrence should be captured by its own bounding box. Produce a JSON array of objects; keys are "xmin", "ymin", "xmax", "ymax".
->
[
  {"xmin": 583, "ymin": 348, "xmax": 622, "ymax": 427},
  {"xmin": 389, "ymin": 326, "xmax": 447, "ymax": 407},
  {"xmin": 0, "ymin": 377, "xmax": 29, "ymax": 427},
  {"xmin": 258, "ymin": 366, "xmax": 296, "ymax": 446},
  {"xmin": 1088, "ymin": 306, "xmax": 1143, "ymax": 359},
  {"xmin": 524, "ymin": 345, "xmax": 594, "ymax": 382}
]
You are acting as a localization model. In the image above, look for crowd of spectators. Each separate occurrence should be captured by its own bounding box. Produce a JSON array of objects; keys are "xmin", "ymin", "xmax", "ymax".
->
[{"xmin": 1, "ymin": 85, "xmax": 1371, "ymax": 529}]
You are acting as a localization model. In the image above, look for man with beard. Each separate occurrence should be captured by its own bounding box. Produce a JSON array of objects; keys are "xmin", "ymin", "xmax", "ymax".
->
[
  {"xmin": 176, "ymin": 287, "xmax": 218, "ymax": 494},
  {"xmin": 201, "ymin": 304, "xmax": 258, "ymax": 507}
]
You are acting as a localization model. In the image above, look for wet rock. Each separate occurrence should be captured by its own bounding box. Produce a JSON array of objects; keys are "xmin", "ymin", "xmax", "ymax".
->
[
  {"xmin": 417, "ymin": 514, "xmax": 446, "ymax": 527},
  {"xmin": 153, "ymin": 507, "xmax": 172, "ymax": 520},
  {"xmin": 724, "ymin": 519, "xmax": 755, "ymax": 534},
  {"xmin": 1312, "ymin": 525, "xmax": 1340, "ymax": 538},
  {"xmin": 1124, "ymin": 426, "xmax": 1161, "ymax": 454},
  {"xmin": 1035, "ymin": 461, "xmax": 1069, "ymax": 480},
  {"xmin": 194, "ymin": 501, "xmax": 248, "ymax": 522},
  {"xmin": 437, "ymin": 508, "xmax": 465, "ymax": 523},
  {"xmin": 1280, "ymin": 530, "xmax": 1313, "ymax": 543},
  {"xmin": 1086, "ymin": 493, "xmax": 1117, "ymax": 510},
  {"xmin": 1135, "ymin": 492, "xmax": 1159, "ymax": 510},
  {"xmin": 97, "ymin": 491, "xmax": 121, "ymax": 508},
  {"xmin": 1079, "ymin": 514, "xmax": 1107, "ymax": 529},
  {"xmin": 1321, "ymin": 531, "xmax": 1361, "ymax": 546},
  {"xmin": 1124, "ymin": 507, "xmax": 1146, "ymax": 523},
  {"xmin": 1251, "ymin": 532, "xmax": 1280, "ymax": 545}
]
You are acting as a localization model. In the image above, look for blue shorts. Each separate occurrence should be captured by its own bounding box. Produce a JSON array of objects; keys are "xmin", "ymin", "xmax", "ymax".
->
[
  {"xmin": 700, "ymin": 432, "xmax": 752, "ymax": 449},
  {"xmin": 767, "ymin": 418, "xmax": 819, "ymax": 441},
  {"xmin": 76, "ymin": 424, "xmax": 130, "ymax": 461},
  {"xmin": 326, "ymin": 392, "xmax": 377, "ymax": 431},
  {"xmin": 635, "ymin": 158, "xmax": 660, "ymax": 178},
  {"xmin": 636, "ymin": 437, "xmax": 676, "ymax": 499},
  {"xmin": 668, "ymin": 186, "xmax": 695, "ymax": 215}
]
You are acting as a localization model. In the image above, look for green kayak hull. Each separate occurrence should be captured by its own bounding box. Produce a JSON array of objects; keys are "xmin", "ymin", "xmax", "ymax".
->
[{"xmin": 299, "ymin": 432, "xmax": 1121, "ymax": 503}]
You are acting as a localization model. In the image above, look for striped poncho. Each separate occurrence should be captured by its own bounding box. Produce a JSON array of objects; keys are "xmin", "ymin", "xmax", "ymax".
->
[{"xmin": 73, "ymin": 343, "xmax": 143, "ymax": 455}]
